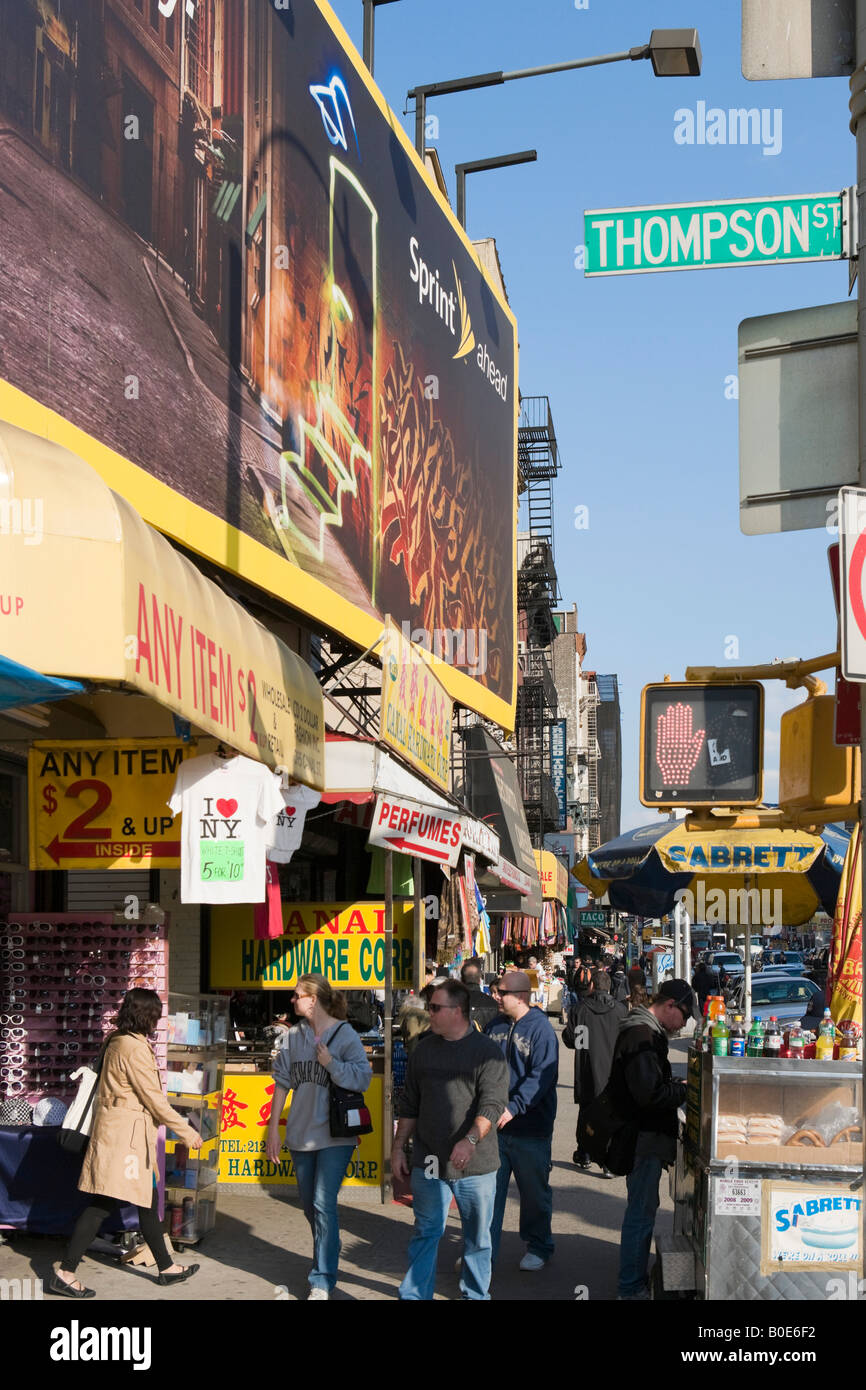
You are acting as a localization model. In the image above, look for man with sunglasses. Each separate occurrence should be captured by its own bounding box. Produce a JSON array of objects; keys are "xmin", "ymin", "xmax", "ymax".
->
[
  {"xmin": 392, "ymin": 980, "xmax": 507, "ymax": 1300},
  {"xmin": 607, "ymin": 978, "xmax": 694, "ymax": 1301}
]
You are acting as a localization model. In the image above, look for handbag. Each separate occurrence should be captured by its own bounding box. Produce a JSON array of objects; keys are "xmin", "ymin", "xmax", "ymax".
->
[
  {"xmin": 326, "ymin": 1023, "xmax": 373, "ymax": 1139},
  {"xmin": 576, "ymin": 1084, "xmax": 639, "ymax": 1177},
  {"xmin": 57, "ymin": 1038, "xmax": 111, "ymax": 1155}
]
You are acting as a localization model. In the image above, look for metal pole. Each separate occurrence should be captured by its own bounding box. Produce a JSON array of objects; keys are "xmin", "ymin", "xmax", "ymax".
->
[
  {"xmin": 456, "ymin": 167, "xmax": 466, "ymax": 228},
  {"xmin": 382, "ymin": 850, "xmax": 393, "ymax": 1204},
  {"xmin": 852, "ymin": 0, "xmax": 866, "ymax": 1209},
  {"xmin": 743, "ymin": 872, "xmax": 752, "ymax": 1021},
  {"xmin": 413, "ymin": 855, "xmax": 424, "ymax": 994},
  {"xmin": 414, "ymin": 89, "xmax": 426, "ymax": 155},
  {"xmin": 363, "ymin": 0, "xmax": 375, "ymax": 72}
]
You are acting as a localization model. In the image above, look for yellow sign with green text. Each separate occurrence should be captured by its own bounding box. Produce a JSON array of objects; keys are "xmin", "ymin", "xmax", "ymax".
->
[
  {"xmin": 28, "ymin": 739, "xmax": 195, "ymax": 870},
  {"xmin": 209, "ymin": 902, "xmax": 415, "ymax": 989},
  {"xmin": 218, "ymin": 1073, "xmax": 383, "ymax": 1187}
]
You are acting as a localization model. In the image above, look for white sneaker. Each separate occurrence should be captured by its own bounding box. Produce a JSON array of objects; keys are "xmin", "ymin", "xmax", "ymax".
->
[
  {"xmin": 308, "ymin": 1287, "xmax": 330, "ymax": 1300},
  {"xmin": 519, "ymin": 1252, "xmax": 546, "ymax": 1272}
]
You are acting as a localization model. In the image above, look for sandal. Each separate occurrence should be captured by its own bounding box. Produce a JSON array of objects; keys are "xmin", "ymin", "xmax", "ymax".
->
[
  {"xmin": 157, "ymin": 1263, "xmax": 200, "ymax": 1286},
  {"xmin": 48, "ymin": 1272, "xmax": 96, "ymax": 1299}
]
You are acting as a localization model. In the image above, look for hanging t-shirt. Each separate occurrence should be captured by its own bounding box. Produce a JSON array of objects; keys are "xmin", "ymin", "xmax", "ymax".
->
[
  {"xmin": 266, "ymin": 785, "xmax": 322, "ymax": 863},
  {"xmin": 168, "ymin": 754, "xmax": 285, "ymax": 904}
]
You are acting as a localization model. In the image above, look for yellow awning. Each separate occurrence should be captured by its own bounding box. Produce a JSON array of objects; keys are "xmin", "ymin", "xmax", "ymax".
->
[
  {"xmin": 534, "ymin": 849, "xmax": 569, "ymax": 905},
  {"xmin": 0, "ymin": 421, "xmax": 324, "ymax": 788}
]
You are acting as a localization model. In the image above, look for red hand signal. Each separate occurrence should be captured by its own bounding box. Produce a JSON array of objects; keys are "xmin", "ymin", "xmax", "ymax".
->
[{"xmin": 655, "ymin": 703, "xmax": 705, "ymax": 784}]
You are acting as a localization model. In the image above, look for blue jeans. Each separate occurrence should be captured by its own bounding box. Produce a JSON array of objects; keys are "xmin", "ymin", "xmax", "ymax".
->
[
  {"xmin": 399, "ymin": 1166, "xmax": 497, "ymax": 1300},
  {"xmin": 290, "ymin": 1145, "xmax": 356, "ymax": 1292},
  {"xmin": 618, "ymin": 1154, "xmax": 663, "ymax": 1297},
  {"xmin": 491, "ymin": 1131, "xmax": 554, "ymax": 1264}
]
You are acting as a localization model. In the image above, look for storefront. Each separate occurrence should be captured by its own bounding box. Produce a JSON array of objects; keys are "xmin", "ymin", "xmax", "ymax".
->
[{"xmin": 0, "ymin": 422, "xmax": 324, "ymax": 1234}]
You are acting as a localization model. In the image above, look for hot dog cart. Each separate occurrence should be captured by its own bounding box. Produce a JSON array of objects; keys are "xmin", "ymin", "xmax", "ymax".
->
[{"xmin": 658, "ymin": 1054, "xmax": 863, "ymax": 1299}]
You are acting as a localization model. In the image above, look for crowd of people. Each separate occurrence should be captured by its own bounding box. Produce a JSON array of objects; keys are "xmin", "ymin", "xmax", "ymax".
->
[{"xmin": 49, "ymin": 959, "xmax": 695, "ymax": 1303}]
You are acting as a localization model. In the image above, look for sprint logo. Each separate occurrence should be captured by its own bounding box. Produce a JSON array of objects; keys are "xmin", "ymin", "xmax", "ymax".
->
[{"xmin": 408, "ymin": 236, "xmax": 508, "ymax": 399}]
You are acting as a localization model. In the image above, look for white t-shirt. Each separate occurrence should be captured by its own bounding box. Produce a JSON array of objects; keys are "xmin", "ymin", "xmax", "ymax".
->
[
  {"xmin": 266, "ymin": 785, "xmax": 322, "ymax": 863},
  {"xmin": 168, "ymin": 754, "xmax": 285, "ymax": 904}
]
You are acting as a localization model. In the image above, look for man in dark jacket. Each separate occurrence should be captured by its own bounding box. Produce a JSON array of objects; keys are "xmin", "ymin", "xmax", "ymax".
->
[
  {"xmin": 461, "ymin": 960, "xmax": 500, "ymax": 1031},
  {"xmin": 608, "ymin": 979, "xmax": 693, "ymax": 1300},
  {"xmin": 567, "ymin": 970, "xmax": 628, "ymax": 1176},
  {"xmin": 692, "ymin": 958, "xmax": 716, "ymax": 1012},
  {"xmin": 485, "ymin": 971, "xmax": 559, "ymax": 1272}
]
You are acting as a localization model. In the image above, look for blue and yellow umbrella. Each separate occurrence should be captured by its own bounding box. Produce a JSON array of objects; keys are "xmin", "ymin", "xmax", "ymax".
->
[{"xmin": 573, "ymin": 820, "xmax": 850, "ymax": 926}]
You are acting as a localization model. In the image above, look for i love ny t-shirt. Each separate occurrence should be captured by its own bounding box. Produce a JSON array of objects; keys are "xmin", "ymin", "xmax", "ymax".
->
[
  {"xmin": 168, "ymin": 754, "xmax": 285, "ymax": 904},
  {"xmin": 266, "ymin": 785, "xmax": 322, "ymax": 863}
]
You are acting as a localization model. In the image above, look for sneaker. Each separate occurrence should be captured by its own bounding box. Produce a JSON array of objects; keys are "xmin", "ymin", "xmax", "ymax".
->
[
  {"xmin": 519, "ymin": 1252, "xmax": 546, "ymax": 1272},
  {"xmin": 572, "ymin": 1150, "xmax": 591, "ymax": 1170},
  {"xmin": 599, "ymin": 1167, "xmax": 614, "ymax": 1179},
  {"xmin": 308, "ymin": 1287, "xmax": 329, "ymax": 1301}
]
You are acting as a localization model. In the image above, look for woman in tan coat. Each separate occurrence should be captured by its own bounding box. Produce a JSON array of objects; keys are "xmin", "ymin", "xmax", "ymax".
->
[{"xmin": 49, "ymin": 988, "xmax": 203, "ymax": 1299}]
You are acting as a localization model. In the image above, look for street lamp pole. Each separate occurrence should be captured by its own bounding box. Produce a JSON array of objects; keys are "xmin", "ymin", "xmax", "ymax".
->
[
  {"xmin": 455, "ymin": 150, "xmax": 537, "ymax": 230},
  {"xmin": 409, "ymin": 30, "xmax": 702, "ymax": 155},
  {"xmin": 362, "ymin": 0, "xmax": 401, "ymax": 78}
]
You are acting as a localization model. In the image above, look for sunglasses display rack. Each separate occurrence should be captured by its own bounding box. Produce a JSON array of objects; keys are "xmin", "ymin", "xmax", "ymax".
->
[
  {"xmin": 1, "ymin": 909, "xmax": 168, "ymax": 1110},
  {"xmin": 163, "ymin": 992, "xmax": 228, "ymax": 1246}
]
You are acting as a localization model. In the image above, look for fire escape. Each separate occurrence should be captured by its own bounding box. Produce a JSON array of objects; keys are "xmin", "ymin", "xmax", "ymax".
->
[{"xmin": 516, "ymin": 397, "xmax": 562, "ymax": 846}]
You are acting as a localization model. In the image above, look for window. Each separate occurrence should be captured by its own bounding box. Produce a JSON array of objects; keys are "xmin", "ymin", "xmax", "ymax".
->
[
  {"xmin": 150, "ymin": 0, "xmax": 160, "ymax": 30},
  {"xmin": 788, "ymin": 982, "xmax": 818, "ymax": 1002}
]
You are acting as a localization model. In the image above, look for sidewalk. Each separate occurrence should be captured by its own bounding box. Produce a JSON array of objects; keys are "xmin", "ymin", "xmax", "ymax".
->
[{"xmin": 0, "ymin": 1030, "xmax": 674, "ymax": 1302}]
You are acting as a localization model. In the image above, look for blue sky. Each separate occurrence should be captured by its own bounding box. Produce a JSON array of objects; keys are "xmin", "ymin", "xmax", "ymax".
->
[{"xmin": 329, "ymin": 0, "xmax": 852, "ymax": 832}]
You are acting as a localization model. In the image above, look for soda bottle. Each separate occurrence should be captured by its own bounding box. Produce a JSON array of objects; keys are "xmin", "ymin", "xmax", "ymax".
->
[
  {"xmin": 788, "ymin": 1026, "xmax": 805, "ymax": 1060},
  {"xmin": 694, "ymin": 1002, "xmax": 707, "ymax": 1053},
  {"xmin": 746, "ymin": 1016, "xmax": 763, "ymax": 1057},
  {"xmin": 711, "ymin": 1008, "xmax": 730, "ymax": 1057},
  {"xmin": 729, "ymin": 1015, "xmax": 746, "ymax": 1057},
  {"xmin": 838, "ymin": 1021, "xmax": 858, "ymax": 1060},
  {"xmin": 816, "ymin": 1008, "xmax": 836, "ymax": 1061},
  {"xmin": 763, "ymin": 1016, "xmax": 782, "ymax": 1057}
]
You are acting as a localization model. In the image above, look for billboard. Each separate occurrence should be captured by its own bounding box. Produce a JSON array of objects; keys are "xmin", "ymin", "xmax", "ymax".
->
[{"xmin": 0, "ymin": 0, "xmax": 517, "ymax": 728}]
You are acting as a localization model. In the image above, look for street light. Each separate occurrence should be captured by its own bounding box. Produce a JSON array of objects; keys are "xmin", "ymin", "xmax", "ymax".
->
[
  {"xmin": 408, "ymin": 28, "xmax": 702, "ymax": 154},
  {"xmin": 363, "ymin": 0, "xmax": 401, "ymax": 77},
  {"xmin": 455, "ymin": 150, "xmax": 537, "ymax": 230}
]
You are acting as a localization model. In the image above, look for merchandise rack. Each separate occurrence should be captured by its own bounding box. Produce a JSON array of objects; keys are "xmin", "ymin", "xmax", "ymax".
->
[{"xmin": 164, "ymin": 992, "xmax": 228, "ymax": 1246}]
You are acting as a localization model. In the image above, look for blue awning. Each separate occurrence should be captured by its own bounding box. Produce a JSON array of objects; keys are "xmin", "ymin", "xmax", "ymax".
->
[{"xmin": 0, "ymin": 654, "xmax": 85, "ymax": 711}]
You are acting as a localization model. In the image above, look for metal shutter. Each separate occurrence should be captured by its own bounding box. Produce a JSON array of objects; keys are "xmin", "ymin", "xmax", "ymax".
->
[{"xmin": 65, "ymin": 870, "xmax": 154, "ymax": 914}]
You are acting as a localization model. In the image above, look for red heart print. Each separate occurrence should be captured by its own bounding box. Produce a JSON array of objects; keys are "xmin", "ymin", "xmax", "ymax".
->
[
  {"xmin": 216, "ymin": 798, "xmax": 238, "ymax": 818},
  {"xmin": 285, "ymin": 806, "xmax": 296, "ymax": 816}
]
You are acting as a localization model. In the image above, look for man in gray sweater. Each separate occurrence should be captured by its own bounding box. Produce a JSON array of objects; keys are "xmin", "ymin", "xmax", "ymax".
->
[{"xmin": 393, "ymin": 979, "xmax": 508, "ymax": 1300}]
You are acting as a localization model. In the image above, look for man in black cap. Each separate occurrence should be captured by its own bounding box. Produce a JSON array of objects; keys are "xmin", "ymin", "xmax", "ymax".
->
[{"xmin": 608, "ymin": 979, "xmax": 693, "ymax": 1300}]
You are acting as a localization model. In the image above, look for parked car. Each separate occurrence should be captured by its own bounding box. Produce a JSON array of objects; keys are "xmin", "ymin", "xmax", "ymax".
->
[
  {"xmin": 736, "ymin": 974, "xmax": 823, "ymax": 1025},
  {"xmin": 705, "ymin": 950, "xmax": 744, "ymax": 979},
  {"xmin": 757, "ymin": 950, "xmax": 805, "ymax": 975}
]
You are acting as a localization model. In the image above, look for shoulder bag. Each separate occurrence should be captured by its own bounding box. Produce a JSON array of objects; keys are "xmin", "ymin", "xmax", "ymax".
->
[
  {"xmin": 326, "ymin": 1022, "xmax": 373, "ymax": 1138},
  {"xmin": 57, "ymin": 1037, "xmax": 112, "ymax": 1155}
]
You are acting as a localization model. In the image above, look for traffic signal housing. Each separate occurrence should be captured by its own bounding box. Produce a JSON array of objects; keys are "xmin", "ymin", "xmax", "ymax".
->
[
  {"xmin": 778, "ymin": 694, "xmax": 859, "ymax": 813},
  {"xmin": 640, "ymin": 682, "xmax": 764, "ymax": 808}
]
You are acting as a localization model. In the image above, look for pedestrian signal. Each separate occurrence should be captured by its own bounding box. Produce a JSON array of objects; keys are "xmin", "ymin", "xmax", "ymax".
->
[{"xmin": 640, "ymin": 683, "xmax": 763, "ymax": 808}]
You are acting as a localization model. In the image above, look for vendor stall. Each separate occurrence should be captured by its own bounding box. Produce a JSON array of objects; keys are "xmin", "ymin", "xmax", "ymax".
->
[{"xmin": 659, "ymin": 1053, "xmax": 862, "ymax": 1299}]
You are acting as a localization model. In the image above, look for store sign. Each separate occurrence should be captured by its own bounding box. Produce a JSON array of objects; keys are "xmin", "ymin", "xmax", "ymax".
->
[
  {"xmin": 368, "ymin": 792, "xmax": 463, "ymax": 867},
  {"xmin": 534, "ymin": 849, "xmax": 569, "ymax": 905},
  {"xmin": 491, "ymin": 858, "xmax": 531, "ymax": 895},
  {"xmin": 27, "ymin": 739, "xmax": 195, "ymax": 869},
  {"xmin": 460, "ymin": 816, "xmax": 500, "ymax": 864},
  {"xmin": 580, "ymin": 910, "xmax": 609, "ymax": 929},
  {"xmin": 218, "ymin": 1073, "xmax": 383, "ymax": 1187},
  {"xmin": 0, "ymin": 0, "xmax": 517, "ymax": 730},
  {"xmin": 379, "ymin": 620, "xmax": 452, "ymax": 792},
  {"xmin": 761, "ymin": 1181, "xmax": 863, "ymax": 1274},
  {"xmin": 550, "ymin": 719, "xmax": 567, "ymax": 829},
  {"xmin": 209, "ymin": 902, "xmax": 414, "ymax": 989}
]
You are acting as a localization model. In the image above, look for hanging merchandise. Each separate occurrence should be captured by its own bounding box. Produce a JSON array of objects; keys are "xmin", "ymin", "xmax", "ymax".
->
[
  {"xmin": 253, "ymin": 859, "xmax": 283, "ymax": 941},
  {"xmin": 455, "ymin": 873, "xmax": 475, "ymax": 954},
  {"xmin": 168, "ymin": 753, "xmax": 285, "ymax": 904},
  {"xmin": 473, "ymin": 882, "xmax": 491, "ymax": 958},
  {"xmin": 365, "ymin": 846, "xmax": 415, "ymax": 895},
  {"xmin": 266, "ymin": 785, "xmax": 322, "ymax": 863},
  {"xmin": 437, "ymin": 876, "xmax": 461, "ymax": 960}
]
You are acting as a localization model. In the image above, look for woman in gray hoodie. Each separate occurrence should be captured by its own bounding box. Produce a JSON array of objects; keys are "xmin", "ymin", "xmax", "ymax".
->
[{"xmin": 266, "ymin": 973, "xmax": 372, "ymax": 1300}]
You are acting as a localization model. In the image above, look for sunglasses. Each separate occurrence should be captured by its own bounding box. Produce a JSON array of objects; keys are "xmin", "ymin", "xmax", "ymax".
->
[
  {"xmin": 0, "ymin": 936, "xmax": 23, "ymax": 947},
  {"xmin": 0, "ymin": 1015, "xmax": 23, "ymax": 1026},
  {"xmin": 428, "ymin": 1003, "xmax": 460, "ymax": 1013}
]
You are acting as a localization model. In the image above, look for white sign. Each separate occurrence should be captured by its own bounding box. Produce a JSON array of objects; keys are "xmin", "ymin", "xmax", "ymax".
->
[
  {"xmin": 762, "ymin": 1181, "xmax": 862, "ymax": 1273},
  {"xmin": 839, "ymin": 486, "xmax": 866, "ymax": 681},
  {"xmin": 460, "ymin": 818, "xmax": 500, "ymax": 864},
  {"xmin": 715, "ymin": 1179, "xmax": 761, "ymax": 1216},
  {"xmin": 368, "ymin": 792, "xmax": 463, "ymax": 867}
]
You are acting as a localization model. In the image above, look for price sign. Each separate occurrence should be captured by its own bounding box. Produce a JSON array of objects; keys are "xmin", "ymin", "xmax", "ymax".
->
[{"xmin": 28, "ymin": 740, "xmax": 195, "ymax": 869}]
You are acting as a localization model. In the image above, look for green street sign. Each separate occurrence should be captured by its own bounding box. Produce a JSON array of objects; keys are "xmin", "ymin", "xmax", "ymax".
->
[{"xmin": 584, "ymin": 192, "xmax": 845, "ymax": 276}]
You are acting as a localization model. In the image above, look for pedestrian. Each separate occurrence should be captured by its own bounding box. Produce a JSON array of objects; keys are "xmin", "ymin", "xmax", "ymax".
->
[
  {"xmin": 485, "ymin": 970, "xmax": 558, "ymax": 1272},
  {"xmin": 49, "ymin": 988, "xmax": 204, "ymax": 1298},
  {"xmin": 608, "ymin": 979, "xmax": 693, "ymax": 1300},
  {"xmin": 567, "ymin": 969, "xmax": 628, "ymax": 1176},
  {"xmin": 460, "ymin": 959, "xmax": 499, "ymax": 1030},
  {"xmin": 265, "ymin": 974, "xmax": 373, "ymax": 1301},
  {"xmin": 610, "ymin": 968, "xmax": 629, "ymax": 1004},
  {"xmin": 572, "ymin": 955, "xmax": 594, "ymax": 999},
  {"xmin": 691, "ymin": 957, "xmax": 716, "ymax": 1012},
  {"xmin": 392, "ymin": 980, "xmax": 507, "ymax": 1301},
  {"xmin": 627, "ymin": 966, "xmax": 650, "ymax": 1011}
]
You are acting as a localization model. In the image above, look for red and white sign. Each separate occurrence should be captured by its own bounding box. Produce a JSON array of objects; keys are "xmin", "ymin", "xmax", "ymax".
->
[
  {"xmin": 368, "ymin": 793, "xmax": 464, "ymax": 867},
  {"xmin": 490, "ymin": 857, "xmax": 531, "ymax": 895},
  {"xmin": 460, "ymin": 817, "xmax": 500, "ymax": 864},
  {"xmin": 828, "ymin": 540, "xmax": 863, "ymax": 741},
  {"xmin": 840, "ymin": 487, "xmax": 866, "ymax": 683}
]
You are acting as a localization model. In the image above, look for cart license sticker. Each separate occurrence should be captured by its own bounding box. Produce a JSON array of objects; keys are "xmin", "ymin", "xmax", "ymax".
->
[
  {"xmin": 761, "ymin": 1181, "xmax": 863, "ymax": 1275},
  {"xmin": 715, "ymin": 1179, "xmax": 761, "ymax": 1216}
]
